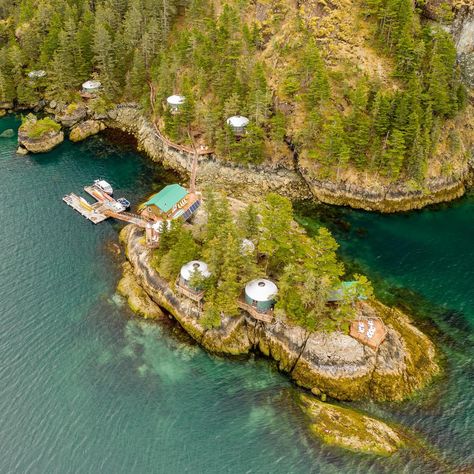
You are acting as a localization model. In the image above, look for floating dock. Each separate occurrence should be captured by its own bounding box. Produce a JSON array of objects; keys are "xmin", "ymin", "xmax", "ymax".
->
[
  {"xmin": 62, "ymin": 193, "xmax": 109, "ymax": 224},
  {"xmin": 63, "ymin": 182, "xmax": 149, "ymax": 227}
]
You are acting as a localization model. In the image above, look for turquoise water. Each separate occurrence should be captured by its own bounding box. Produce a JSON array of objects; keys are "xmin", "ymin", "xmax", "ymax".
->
[{"xmin": 0, "ymin": 115, "xmax": 472, "ymax": 473}]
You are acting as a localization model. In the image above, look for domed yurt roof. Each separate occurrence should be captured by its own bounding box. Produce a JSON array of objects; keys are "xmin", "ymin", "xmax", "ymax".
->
[
  {"xmin": 180, "ymin": 260, "xmax": 211, "ymax": 281},
  {"xmin": 82, "ymin": 80, "xmax": 101, "ymax": 90},
  {"xmin": 226, "ymin": 115, "xmax": 249, "ymax": 128},
  {"xmin": 167, "ymin": 95, "xmax": 186, "ymax": 106},
  {"xmin": 245, "ymin": 279, "xmax": 277, "ymax": 302},
  {"xmin": 28, "ymin": 70, "xmax": 46, "ymax": 79}
]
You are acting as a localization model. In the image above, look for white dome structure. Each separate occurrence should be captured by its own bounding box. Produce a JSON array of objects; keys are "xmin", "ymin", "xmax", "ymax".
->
[
  {"xmin": 167, "ymin": 95, "xmax": 185, "ymax": 106},
  {"xmin": 245, "ymin": 279, "xmax": 277, "ymax": 303},
  {"xmin": 28, "ymin": 70, "xmax": 46, "ymax": 79},
  {"xmin": 82, "ymin": 80, "xmax": 102, "ymax": 92},
  {"xmin": 227, "ymin": 115, "xmax": 249, "ymax": 134},
  {"xmin": 180, "ymin": 260, "xmax": 211, "ymax": 282}
]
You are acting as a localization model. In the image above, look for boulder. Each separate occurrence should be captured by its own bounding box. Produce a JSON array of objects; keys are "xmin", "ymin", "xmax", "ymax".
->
[
  {"xmin": 298, "ymin": 393, "xmax": 404, "ymax": 456},
  {"xmin": 69, "ymin": 120, "xmax": 106, "ymax": 142},
  {"xmin": 0, "ymin": 129, "xmax": 14, "ymax": 138},
  {"xmin": 18, "ymin": 115, "xmax": 64, "ymax": 153},
  {"xmin": 55, "ymin": 103, "xmax": 87, "ymax": 127},
  {"xmin": 0, "ymin": 110, "xmax": 6, "ymax": 118},
  {"xmin": 16, "ymin": 146, "xmax": 28, "ymax": 155}
]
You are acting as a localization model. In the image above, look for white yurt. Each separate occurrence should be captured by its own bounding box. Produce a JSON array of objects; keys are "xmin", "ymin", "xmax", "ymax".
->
[
  {"xmin": 244, "ymin": 279, "xmax": 277, "ymax": 312},
  {"xmin": 226, "ymin": 115, "xmax": 249, "ymax": 135},
  {"xmin": 180, "ymin": 260, "xmax": 211, "ymax": 290},
  {"xmin": 167, "ymin": 95, "xmax": 186, "ymax": 112},
  {"xmin": 82, "ymin": 80, "xmax": 102, "ymax": 94}
]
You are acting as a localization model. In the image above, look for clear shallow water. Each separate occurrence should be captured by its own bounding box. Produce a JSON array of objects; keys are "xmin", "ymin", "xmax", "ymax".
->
[{"xmin": 0, "ymin": 115, "xmax": 471, "ymax": 474}]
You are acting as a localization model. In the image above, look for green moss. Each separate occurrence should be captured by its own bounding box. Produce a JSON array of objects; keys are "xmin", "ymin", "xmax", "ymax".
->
[
  {"xmin": 298, "ymin": 393, "xmax": 404, "ymax": 456},
  {"xmin": 21, "ymin": 116, "xmax": 61, "ymax": 139}
]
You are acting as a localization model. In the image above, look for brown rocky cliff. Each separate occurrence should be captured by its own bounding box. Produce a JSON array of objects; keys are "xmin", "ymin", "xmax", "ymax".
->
[{"xmin": 120, "ymin": 224, "xmax": 439, "ymax": 402}]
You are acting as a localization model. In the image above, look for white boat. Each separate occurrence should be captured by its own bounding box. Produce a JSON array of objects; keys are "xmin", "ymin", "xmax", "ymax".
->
[{"xmin": 94, "ymin": 179, "xmax": 113, "ymax": 195}]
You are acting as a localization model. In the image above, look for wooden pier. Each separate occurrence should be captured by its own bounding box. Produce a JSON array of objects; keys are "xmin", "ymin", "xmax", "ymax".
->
[{"xmin": 63, "ymin": 182, "xmax": 150, "ymax": 227}]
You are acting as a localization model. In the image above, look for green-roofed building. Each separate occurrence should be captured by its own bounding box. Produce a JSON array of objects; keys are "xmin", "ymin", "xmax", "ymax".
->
[{"xmin": 142, "ymin": 184, "xmax": 189, "ymax": 218}]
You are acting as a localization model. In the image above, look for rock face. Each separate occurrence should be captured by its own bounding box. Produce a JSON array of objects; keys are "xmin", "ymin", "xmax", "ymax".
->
[
  {"xmin": 17, "ymin": 117, "xmax": 64, "ymax": 154},
  {"xmin": 298, "ymin": 394, "xmax": 404, "ymax": 456},
  {"xmin": 106, "ymin": 106, "xmax": 313, "ymax": 202},
  {"xmin": 105, "ymin": 105, "xmax": 472, "ymax": 212},
  {"xmin": 55, "ymin": 104, "xmax": 88, "ymax": 127},
  {"xmin": 117, "ymin": 262, "xmax": 165, "ymax": 319},
  {"xmin": 452, "ymin": 5, "xmax": 474, "ymax": 88},
  {"xmin": 300, "ymin": 171, "xmax": 467, "ymax": 213},
  {"xmin": 69, "ymin": 120, "xmax": 106, "ymax": 142},
  {"xmin": 121, "ymin": 224, "xmax": 440, "ymax": 402}
]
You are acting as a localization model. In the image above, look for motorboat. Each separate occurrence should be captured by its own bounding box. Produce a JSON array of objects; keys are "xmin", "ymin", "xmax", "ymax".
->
[
  {"xmin": 117, "ymin": 198, "xmax": 130, "ymax": 209},
  {"xmin": 94, "ymin": 179, "xmax": 113, "ymax": 195}
]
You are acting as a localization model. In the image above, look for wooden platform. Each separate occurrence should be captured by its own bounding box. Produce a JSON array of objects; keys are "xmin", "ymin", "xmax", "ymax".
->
[
  {"xmin": 62, "ymin": 194, "xmax": 108, "ymax": 224},
  {"xmin": 350, "ymin": 317, "xmax": 387, "ymax": 350},
  {"xmin": 175, "ymin": 279, "xmax": 204, "ymax": 303},
  {"xmin": 237, "ymin": 299, "xmax": 274, "ymax": 323}
]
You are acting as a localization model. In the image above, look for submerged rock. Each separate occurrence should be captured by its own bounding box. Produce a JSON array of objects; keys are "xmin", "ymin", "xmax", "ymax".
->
[
  {"xmin": 0, "ymin": 110, "xmax": 6, "ymax": 118},
  {"xmin": 298, "ymin": 393, "xmax": 404, "ymax": 456},
  {"xmin": 69, "ymin": 120, "xmax": 106, "ymax": 142},
  {"xmin": 0, "ymin": 129, "xmax": 14, "ymax": 138}
]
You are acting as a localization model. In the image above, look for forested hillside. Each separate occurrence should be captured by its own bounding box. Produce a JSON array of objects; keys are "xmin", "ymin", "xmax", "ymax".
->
[{"xmin": 0, "ymin": 0, "xmax": 471, "ymax": 186}]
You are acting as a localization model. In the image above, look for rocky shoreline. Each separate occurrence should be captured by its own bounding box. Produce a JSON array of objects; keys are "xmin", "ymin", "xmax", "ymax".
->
[
  {"xmin": 117, "ymin": 222, "xmax": 441, "ymax": 455},
  {"xmin": 119, "ymin": 224, "xmax": 439, "ymax": 403}
]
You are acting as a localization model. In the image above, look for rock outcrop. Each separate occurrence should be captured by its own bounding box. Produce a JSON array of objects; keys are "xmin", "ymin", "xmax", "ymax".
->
[
  {"xmin": 298, "ymin": 393, "xmax": 404, "ymax": 456},
  {"xmin": 69, "ymin": 120, "xmax": 106, "ymax": 142},
  {"xmin": 452, "ymin": 4, "xmax": 474, "ymax": 88},
  {"xmin": 55, "ymin": 103, "xmax": 88, "ymax": 127},
  {"xmin": 120, "ymin": 224, "xmax": 440, "ymax": 402},
  {"xmin": 17, "ymin": 115, "xmax": 64, "ymax": 154}
]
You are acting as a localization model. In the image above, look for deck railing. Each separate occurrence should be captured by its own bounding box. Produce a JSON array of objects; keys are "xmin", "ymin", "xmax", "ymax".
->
[
  {"xmin": 175, "ymin": 280, "xmax": 205, "ymax": 303},
  {"xmin": 237, "ymin": 299, "xmax": 274, "ymax": 323}
]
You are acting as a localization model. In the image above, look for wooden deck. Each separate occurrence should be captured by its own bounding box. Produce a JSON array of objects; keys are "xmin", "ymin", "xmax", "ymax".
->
[
  {"xmin": 153, "ymin": 123, "xmax": 213, "ymax": 156},
  {"xmin": 62, "ymin": 194, "xmax": 108, "ymax": 224},
  {"xmin": 175, "ymin": 279, "xmax": 204, "ymax": 303},
  {"xmin": 237, "ymin": 299, "xmax": 274, "ymax": 323},
  {"xmin": 349, "ymin": 317, "xmax": 387, "ymax": 350}
]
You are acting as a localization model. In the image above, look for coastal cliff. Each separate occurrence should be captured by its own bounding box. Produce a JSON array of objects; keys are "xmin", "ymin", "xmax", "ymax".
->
[
  {"xmin": 106, "ymin": 105, "xmax": 473, "ymax": 213},
  {"xmin": 119, "ymin": 224, "xmax": 439, "ymax": 403}
]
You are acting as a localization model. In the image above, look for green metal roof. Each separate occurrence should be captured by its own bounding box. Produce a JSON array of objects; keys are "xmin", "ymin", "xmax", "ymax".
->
[{"xmin": 144, "ymin": 184, "xmax": 188, "ymax": 212}]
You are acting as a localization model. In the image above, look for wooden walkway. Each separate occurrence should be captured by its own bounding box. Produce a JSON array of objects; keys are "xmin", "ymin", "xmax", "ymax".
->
[
  {"xmin": 153, "ymin": 123, "xmax": 214, "ymax": 156},
  {"xmin": 237, "ymin": 299, "xmax": 274, "ymax": 323}
]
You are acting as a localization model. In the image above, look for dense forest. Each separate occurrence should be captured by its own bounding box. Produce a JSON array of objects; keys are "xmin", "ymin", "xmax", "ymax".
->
[
  {"xmin": 0, "ymin": 0, "xmax": 468, "ymax": 183},
  {"xmin": 152, "ymin": 191, "xmax": 372, "ymax": 330}
]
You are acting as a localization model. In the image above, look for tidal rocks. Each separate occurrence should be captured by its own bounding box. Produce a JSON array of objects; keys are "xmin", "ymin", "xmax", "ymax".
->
[
  {"xmin": 298, "ymin": 394, "xmax": 404, "ymax": 456},
  {"xmin": 55, "ymin": 103, "xmax": 87, "ymax": 127},
  {"xmin": 69, "ymin": 120, "xmax": 106, "ymax": 142},
  {"xmin": 18, "ymin": 115, "xmax": 64, "ymax": 154},
  {"xmin": 16, "ymin": 146, "xmax": 28, "ymax": 155},
  {"xmin": 0, "ymin": 129, "xmax": 14, "ymax": 138},
  {"xmin": 117, "ymin": 262, "xmax": 164, "ymax": 320},
  {"xmin": 120, "ymin": 224, "xmax": 440, "ymax": 402},
  {"xmin": 0, "ymin": 110, "xmax": 6, "ymax": 118}
]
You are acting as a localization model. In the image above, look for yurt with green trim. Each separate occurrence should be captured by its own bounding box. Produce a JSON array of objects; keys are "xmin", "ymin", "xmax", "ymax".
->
[{"xmin": 244, "ymin": 279, "xmax": 277, "ymax": 312}]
